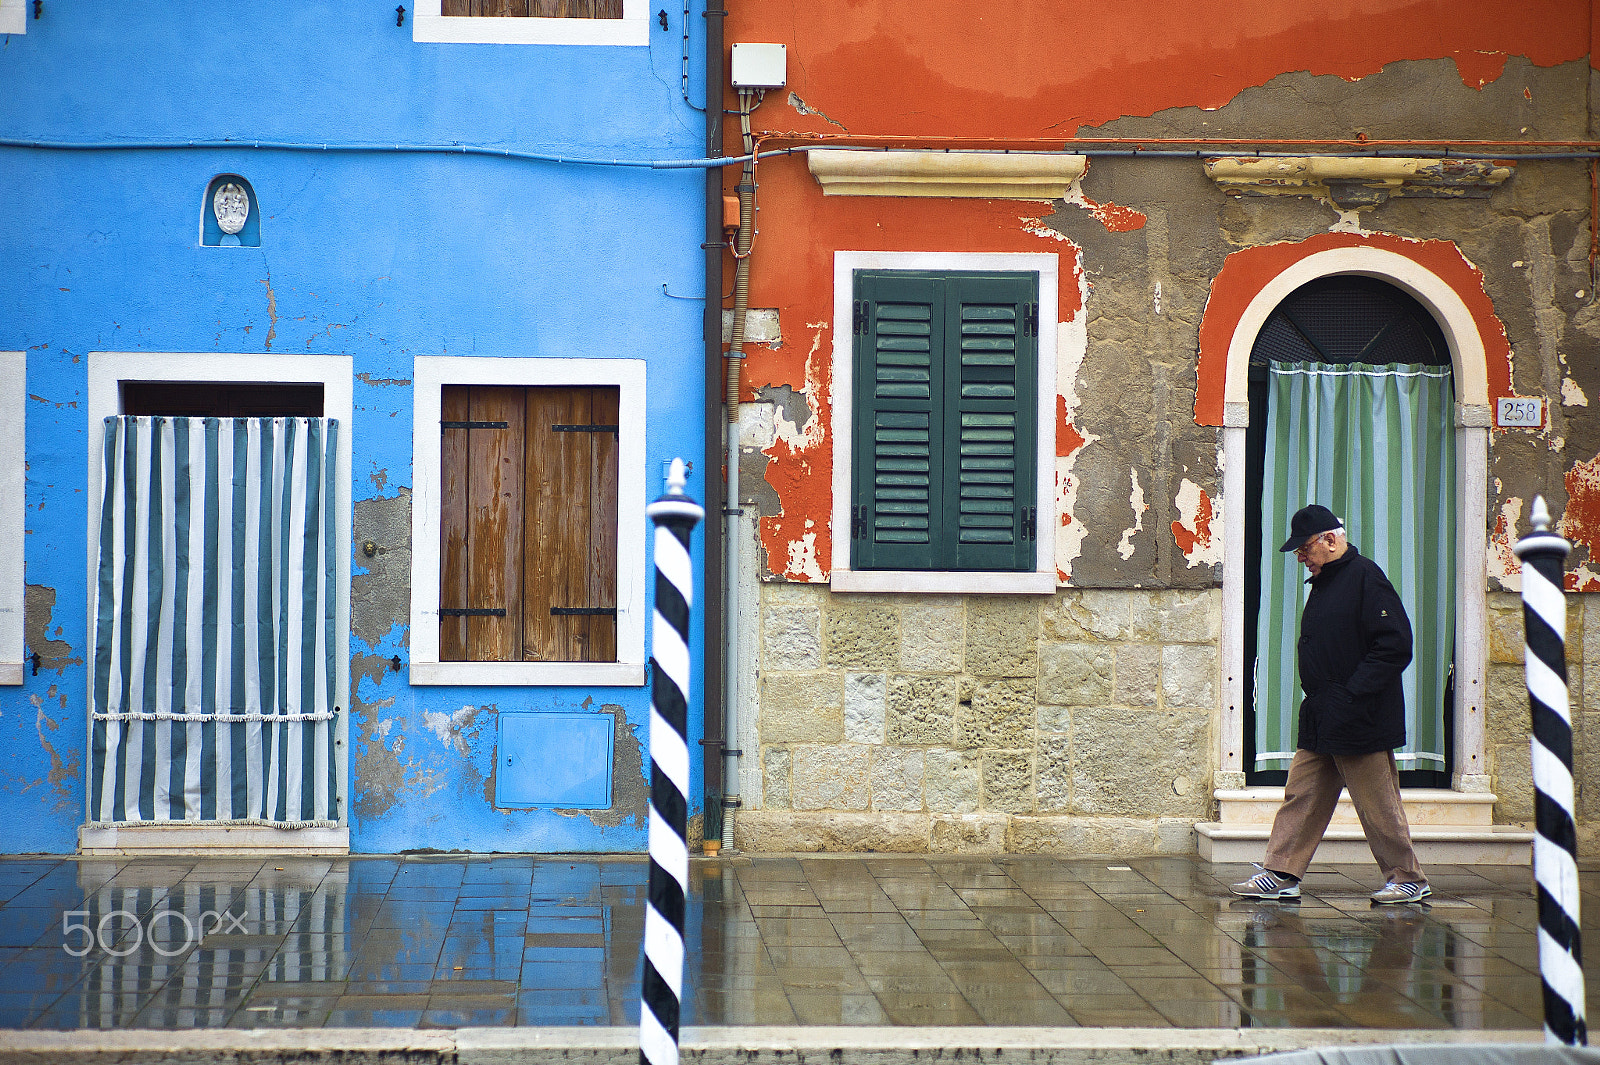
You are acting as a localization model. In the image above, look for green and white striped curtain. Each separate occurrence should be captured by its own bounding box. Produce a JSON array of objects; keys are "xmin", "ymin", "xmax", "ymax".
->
[
  {"xmin": 1255, "ymin": 362, "xmax": 1455, "ymax": 772},
  {"xmin": 90, "ymin": 416, "xmax": 340, "ymax": 826}
]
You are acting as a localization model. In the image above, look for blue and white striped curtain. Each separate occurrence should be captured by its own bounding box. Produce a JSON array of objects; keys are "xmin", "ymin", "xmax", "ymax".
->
[
  {"xmin": 90, "ymin": 416, "xmax": 340, "ymax": 827},
  {"xmin": 1255, "ymin": 362, "xmax": 1455, "ymax": 773}
]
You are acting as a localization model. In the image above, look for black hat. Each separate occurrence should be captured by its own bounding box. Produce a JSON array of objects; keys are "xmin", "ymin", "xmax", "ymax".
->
[{"xmin": 1279, "ymin": 504, "xmax": 1344, "ymax": 552}]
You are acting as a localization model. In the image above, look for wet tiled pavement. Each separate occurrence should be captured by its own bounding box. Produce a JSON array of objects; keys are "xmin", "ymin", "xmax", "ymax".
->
[{"xmin": 0, "ymin": 853, "xmax": 1590, "ymax": 1032}]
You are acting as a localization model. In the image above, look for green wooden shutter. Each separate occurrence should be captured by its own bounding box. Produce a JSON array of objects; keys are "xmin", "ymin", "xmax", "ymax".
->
[
  {"xmin": 945, "ymin": 273, "xmax": 1036, "ymax": 571},
  {"xmin": 853, "ymin": 272, "xmax": 941, "ymax": 571},
  {"xmin": 851, "ymin": 270, "xmax": 1037, "ymax": 572}
]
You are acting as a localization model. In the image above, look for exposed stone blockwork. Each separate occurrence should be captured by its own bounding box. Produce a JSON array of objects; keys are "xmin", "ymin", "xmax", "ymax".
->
[
  {"xmin": 744, "ymin": 584, "xmax": 1221, "ymax": 855},
  {"xmin": 1485, "ymin": 591, "xmax": 1598, "ymax": 850}
]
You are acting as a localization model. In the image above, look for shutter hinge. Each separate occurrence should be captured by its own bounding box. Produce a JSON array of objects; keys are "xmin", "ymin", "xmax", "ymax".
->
[
  {"xmin": 440, "ymin": 608, "xmax": 507, "ymax": 617},
  {"xmin": 1024, "ymin": 303, "xmax": 1038, "ymax": 337},
  {"xmin": 851, "ymin": 504, "xmax": 865, "ymax": 540},
  {"xmin": 441, "ymin": 420, "xmax": 509, "ymax": 430},
  {"xmin": 1022, "ymin": 507, "xmax": 1036, "ymax": 541},
  {"xmin": 551, "ymin": 607, "xmax": 618, "ymax": 617},
  {"xmin": 853, "ymin": 300, "xmax": 867, "ymax": 336}
]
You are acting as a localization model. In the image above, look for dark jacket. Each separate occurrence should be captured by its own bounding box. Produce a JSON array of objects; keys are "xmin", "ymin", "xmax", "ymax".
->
[{"xmin": 1295, "ymin": 545, "xmax": 1413, "ymax": 755}]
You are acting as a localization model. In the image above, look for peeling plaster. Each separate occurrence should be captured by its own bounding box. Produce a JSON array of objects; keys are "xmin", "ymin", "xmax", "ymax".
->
[
  {"xmin": 1563, "ymin": 378, "xmax": 1588, "ymax": 406},
  {"xmin": 23, "ymin": 585, "xmax": 81, "ymax": 673},
  {"xmin": 30, "ymin": 687, "xmax": 79, "ymax": 813},
  {"xmin": 1064, "ymin": 175, "xmax": 1148, "ymax": 234},
  {"xmin": 351, "ymin": 491, "xmax": 411, "ymax": 651},
  {"xmin": 1452, "ymin": 50, "xmax": 1510, "ymax": 89},
  {"xmin": 259, "ymin": 277, "xmax": 277, "ymax": 351},
  {"xmin": 1489, "ymin": 495, "xmax": 1524, "ymax": 591},
  {"xmin": 1172, "ymin": 478, "xmax": 1221, "ymax": 567},
  {"xmin": 425, "ymin": 706, "xmax": 478, "ymax": 755},
  {"xmin": 786, "ymin": 93, "xmax": 848, "ymax": 133},
  {"xmin": 580, "ymin": 705, "xmax": 648, "ymax": 830},
  {"xmin": 1054, "ymin": 267, "xmax": 1094, "ymax": 582},
  {"xmin": 1563, "ymin": 454, "xmax": 1600, "ymax": 589},
  {"xmin": 758, "ymin": 322, "xmax": 831, "ymax": 582},
  {"xmin": 1117, "ymin": 469, "xmax": 1147, "ymax": 561}
]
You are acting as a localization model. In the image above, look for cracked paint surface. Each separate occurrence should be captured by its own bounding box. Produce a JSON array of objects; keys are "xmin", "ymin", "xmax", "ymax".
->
[
  {"xmin": 31, "ymin": 687, "xmax": 80, "ymax": 814},
  {"xmin": 23, "ymin": 586, "xmax": 81, "ymax": 673},
  {"xmin": 1054, "ymin": 274, "xmax": 1095, "ymax": 582},
  {"xmin": 1118, "ymin": 470, "xmax": 1147, "ymax": 561},
  {"xmin": 1172, "ymin": 479, "xmax": 1221, "ymax": 568},
  {"xmin": 1564, "ymin": 456, "xmax": 1600, "ymax": 591},
  {"xmin": 1489, "ymin": 495, "xmax": 1524, "ymax": 592},
  {"xmin": 1066, "ymin": 172, "xmax": 1148, "ymax": 234}
]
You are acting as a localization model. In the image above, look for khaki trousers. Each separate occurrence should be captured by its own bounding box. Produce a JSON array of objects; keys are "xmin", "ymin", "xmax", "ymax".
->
[{"xmin": 1262, "ymin": 748, "xmax": 1427, "ymax": 885}]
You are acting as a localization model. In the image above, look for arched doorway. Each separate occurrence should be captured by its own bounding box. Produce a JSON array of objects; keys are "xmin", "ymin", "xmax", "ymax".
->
[
  {"xmin": 1196, "ymin": 236, "xmax": 1521, "ymax": 865},
  {"xmin": 1242, "ymin": 275, "xmax": 1457, "ymax": 788}
]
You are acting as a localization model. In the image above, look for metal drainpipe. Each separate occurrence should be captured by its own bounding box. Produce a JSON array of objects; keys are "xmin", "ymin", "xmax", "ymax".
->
[
  {"xmin": 722, "ymin": 88, "xmax": 757, "ymax": 853},
  {"xmin": 702, "ymin": 0, "xmax": 726, "ymax": 851}
]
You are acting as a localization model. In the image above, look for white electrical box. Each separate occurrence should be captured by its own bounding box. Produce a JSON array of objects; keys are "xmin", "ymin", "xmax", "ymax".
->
[{"xmin": 731, "ymin": 43, "xmax": 786, "ymax": 89}]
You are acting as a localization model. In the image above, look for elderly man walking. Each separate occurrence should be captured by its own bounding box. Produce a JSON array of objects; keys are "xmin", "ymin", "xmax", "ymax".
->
[{"xmin": 1232, "ymin": 504, "xmax": 1432, "ymax": 905}]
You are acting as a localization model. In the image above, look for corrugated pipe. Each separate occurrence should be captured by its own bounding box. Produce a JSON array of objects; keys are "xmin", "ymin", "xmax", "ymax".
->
[{"xmin": 721, "ymin": 88, "xmax": 759, "ymax": 853}]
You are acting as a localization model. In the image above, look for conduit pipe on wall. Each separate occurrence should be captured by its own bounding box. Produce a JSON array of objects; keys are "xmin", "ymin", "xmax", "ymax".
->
[
  {"xmin": 720, "ymin": 87, "xmax": 760, "ymax": 853},
  {"xmin": 701, "ymin": 0, "xmax": 725, "ymax": 854}
]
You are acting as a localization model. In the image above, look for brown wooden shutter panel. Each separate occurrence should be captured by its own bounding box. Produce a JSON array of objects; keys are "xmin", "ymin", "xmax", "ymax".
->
[
  {"xmin": 522, "ymin": 386, "xmax": 619, "ymax": 664},
  {"xmin": 439, "ymin": 385, "xmax": 526, "ymax": 662},
  {"xmin": 441, "ymin": 0, "xmax": 623, "ymax": 18}
]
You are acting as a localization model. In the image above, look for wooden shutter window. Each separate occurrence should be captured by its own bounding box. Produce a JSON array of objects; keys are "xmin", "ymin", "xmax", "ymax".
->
[
  {"xmin": 440, "ymin": 384, "xmax": 619, "ymax": 664},
  {"xmin": 523, "ymin": 386, "xmax": 619, "ymax": 663},
  {"xmin": 948, "ymin": 276, "xmax": 1036, "ymax": 572},
  {"xmin": 441, "ymin": 0, "xmax": 623, "ymax": 18},
  {"xmin": 440, "ymin": 385, "xmax": 525, "ymax": 662},
  {"xmin": 852, "ymin": 271, "xmax": 1037, "ymax": 574}
]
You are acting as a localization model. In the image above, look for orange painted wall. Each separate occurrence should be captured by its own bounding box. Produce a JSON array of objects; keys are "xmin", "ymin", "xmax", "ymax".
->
[{"xmin": 728, "ymin": 0, "xmax": 1589, "ymax": 140}]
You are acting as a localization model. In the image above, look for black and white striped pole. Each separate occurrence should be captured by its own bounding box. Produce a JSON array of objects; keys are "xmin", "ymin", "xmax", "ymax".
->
[
  {"xmin": 1513, "ymin": 494, "xmax": 1587, "ymax": 1046},
  {"xmin": 640, "ymin": 458, "xmax": 702, "ymax": 1065}
]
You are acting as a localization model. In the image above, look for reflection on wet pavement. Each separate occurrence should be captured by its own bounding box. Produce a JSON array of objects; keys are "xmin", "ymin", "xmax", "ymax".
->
[{"xmin": 0, "ymin": 855, "xmax": 1584, "ymax": 1030}]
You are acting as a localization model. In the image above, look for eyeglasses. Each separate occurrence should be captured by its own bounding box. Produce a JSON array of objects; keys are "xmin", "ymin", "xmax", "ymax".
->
[{"xmin": 1294, "ymin": 534, "xmax": 1329, "ymax": 557}]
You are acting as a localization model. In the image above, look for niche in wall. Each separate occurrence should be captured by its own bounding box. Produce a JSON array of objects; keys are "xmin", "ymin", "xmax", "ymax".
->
[{"xmin": 201, "ymin": 174, "xmax": 261, "ymax": 247}]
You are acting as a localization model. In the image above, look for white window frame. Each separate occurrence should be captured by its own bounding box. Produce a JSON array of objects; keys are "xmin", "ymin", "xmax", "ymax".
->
[
  {"xmin": 0, "ymin": 0, "xmax": 26, "ymax": 36},
  {"xmin": 411, "ymin": 0, "xmax": 648, "ymax": 45},
  {"xmin": 84, "ymin": 352, "xmax": 354, "ymax": 823},
  {"xmin": 829, "ymin": 251, "xmax": 1059, "ymax": 594},
  {"xmin": 410, "ymin": 356, "xmax": 647, "ymax": 686},
  {"xmin": 0, "ymin": 353, "xmax": 23, "ymax": 684}
]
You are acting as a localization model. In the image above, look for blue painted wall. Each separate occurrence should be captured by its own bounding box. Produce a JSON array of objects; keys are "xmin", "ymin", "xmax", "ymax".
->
[{"xmin": 0, "ymin": 2, "xmax": 711, "ymax": 853}]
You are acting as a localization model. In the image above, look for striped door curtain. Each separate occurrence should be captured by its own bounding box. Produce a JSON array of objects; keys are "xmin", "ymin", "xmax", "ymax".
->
[
  {"xmin": 89, "ymin": 416, "xmax": 341, "ymax": 827},
  {"xmin": 1254, "ymin": 362, "xmax": 1456, "ymax": 773}
]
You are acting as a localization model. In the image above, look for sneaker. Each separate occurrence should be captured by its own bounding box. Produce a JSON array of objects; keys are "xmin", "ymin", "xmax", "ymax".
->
[
  {"xmin": 1370, "ymin": 880, "xmax": 1432, "ymax": 904},
  {"xmin": 1230, "ymin": 864, "xmax": 1301, "ymax": 900}
]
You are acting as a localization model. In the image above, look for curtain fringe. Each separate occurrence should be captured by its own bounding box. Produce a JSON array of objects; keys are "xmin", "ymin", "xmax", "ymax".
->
[
  {"xmin": 93, "ymin": 711, "xmax": 336, "ymax": 723},
  {"xmin": 85, "ymin": 817, "xmax": 341, "ymax": 830}
]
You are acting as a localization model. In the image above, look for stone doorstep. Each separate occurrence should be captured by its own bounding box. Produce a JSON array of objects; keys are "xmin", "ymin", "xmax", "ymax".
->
[
  {"xmin": 1194, "ymin": 821, "xmax": 1534, "ymax": 865},
  {"xmin": 0, "ymin": 1026, "xmax": 1547, "ymax": 1065},
  {"xmin": 1215, "ymin": 787, "xmax": 1497, "ymax": 827},
  {"xmin": 77, "ymin": 824, "xmax": 351, "ymax": 857}
]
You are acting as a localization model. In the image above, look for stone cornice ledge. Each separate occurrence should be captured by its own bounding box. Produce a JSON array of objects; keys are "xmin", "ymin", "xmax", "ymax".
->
[
  {"xmin": 1205, "ymin": 156, "xmax": 1512, "ymax": 209},
  {"xmin": 808, "ymin": 149, "xmax": 1087, "ymax": 199}
]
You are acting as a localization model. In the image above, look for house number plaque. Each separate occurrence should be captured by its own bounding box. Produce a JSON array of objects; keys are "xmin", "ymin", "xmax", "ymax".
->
[{"xmin": 1496, "ymin": 396, "xmax": 1544, "ymax": 428}]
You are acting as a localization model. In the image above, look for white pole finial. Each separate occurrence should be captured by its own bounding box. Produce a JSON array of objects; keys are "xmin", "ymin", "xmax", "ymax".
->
[
  {"xmin": 666, "ymin": 457, "xmax": 687, "ymax": 496},
  {"xmin": 1531, "ymin": 495, "xmax": 1552, "ymax": 534}
]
